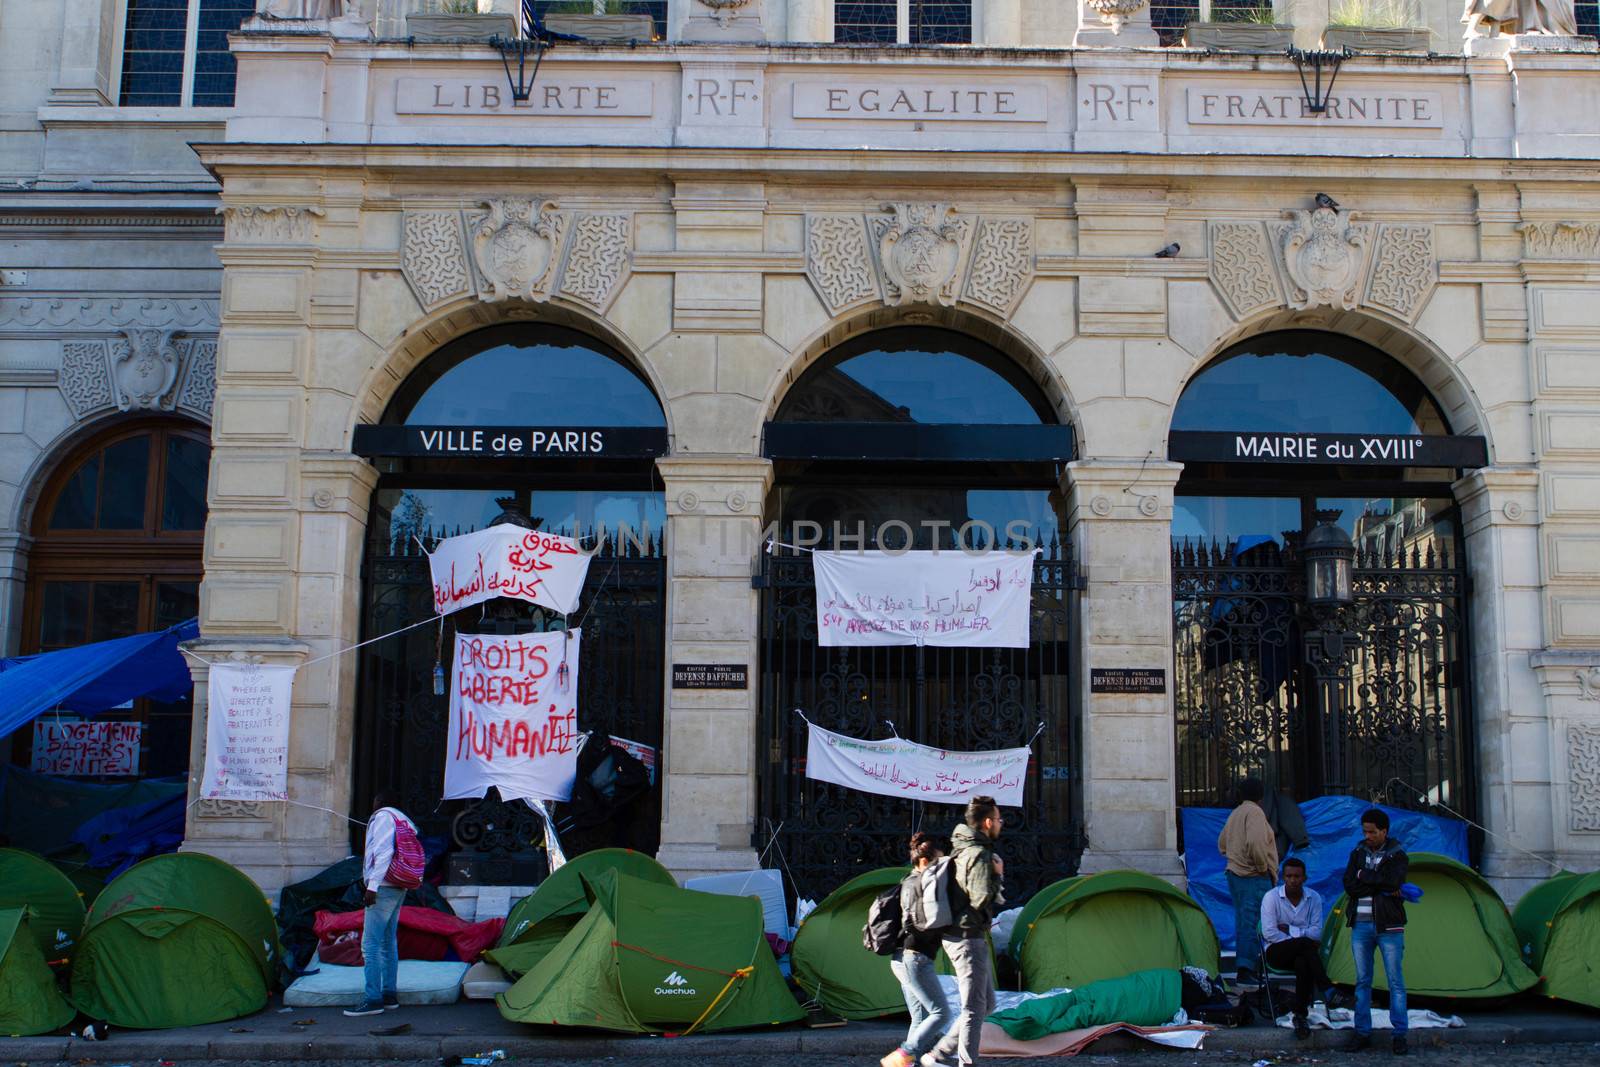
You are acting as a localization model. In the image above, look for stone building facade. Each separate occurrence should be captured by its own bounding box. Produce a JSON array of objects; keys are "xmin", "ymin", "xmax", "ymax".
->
[{"xmin": 4, "ymin": 0, "xmax": 1600, "ymax": 905}]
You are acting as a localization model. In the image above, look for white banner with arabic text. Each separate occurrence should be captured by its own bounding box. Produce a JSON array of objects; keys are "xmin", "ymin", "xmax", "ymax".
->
[
  {"xmin": 428, "ymin": 525, "xmax": 592, "ymax": 616},
  {"xmin": 804, "ymin": 721, "xmax": 1029, "ymax": 806},
  {"xmin": 813, "ymin": 549, "xmax": 1034, "ymax": 648}
]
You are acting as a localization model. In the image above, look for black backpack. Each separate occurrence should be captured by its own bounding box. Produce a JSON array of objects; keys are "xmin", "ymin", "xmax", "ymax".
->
[{"xmin": 862, "ymin": 886, "xmax": 904, "ymax": 956}]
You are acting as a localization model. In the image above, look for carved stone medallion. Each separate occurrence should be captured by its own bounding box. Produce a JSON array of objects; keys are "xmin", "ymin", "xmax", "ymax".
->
[
  {"xmin": 112, "ymin": 329, "xmax": 183, "ymax": 411},
  {"xmin": 472, "ymin": 199, "xmax": 566, "ymax": 303},
  {"xmin": 876, "ymin": 203, "xmax": 969, "ymax": 307},
  {"xmin": 1279, "ymin": 206, "xmax": 1369, "ymax": 311}
]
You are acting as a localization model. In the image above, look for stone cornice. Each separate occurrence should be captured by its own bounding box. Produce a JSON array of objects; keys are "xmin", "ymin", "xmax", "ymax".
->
[{"xmin": 194, "ymin": 143, "xmax": 1600, "ymax": 184}]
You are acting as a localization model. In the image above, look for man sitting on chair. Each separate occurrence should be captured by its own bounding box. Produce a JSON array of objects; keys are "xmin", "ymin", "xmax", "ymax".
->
[{"xmin": 1260, "ymin": 857, "xmax": 1337, "ymax": 1040}]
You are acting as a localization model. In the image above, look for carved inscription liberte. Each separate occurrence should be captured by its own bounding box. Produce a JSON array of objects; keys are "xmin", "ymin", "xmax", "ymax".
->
[{"xmin": 396, "ymin": 78, "xmax": 653, "ymax": 116}]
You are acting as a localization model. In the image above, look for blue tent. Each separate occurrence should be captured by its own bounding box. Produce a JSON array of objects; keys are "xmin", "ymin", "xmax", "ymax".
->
[
  {"xmin": 1181, "ymin": 796, "xmax": 1469, "ymax": 953},
  {"xmin": 0, "ymin": 618, "xmax": 199, "ymax": 740}
]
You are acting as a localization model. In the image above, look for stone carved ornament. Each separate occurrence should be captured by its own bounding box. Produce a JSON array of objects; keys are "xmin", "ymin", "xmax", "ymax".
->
[
  {"xmin": 218, "ymin": 204, "xmax": 326, "ymax": 244},
  {"xmin": 806, "ymin": 204, "xmax": 1033, "ymax": 317},
  {"xmin": 1578, "ymin": 666, "xmax": 1600, "ymax": 701},
  {"xmin": 401, "ymin": 202, "xmax": 632, "ymax": 312},
  {"xmin": 1569, "ymin": 722, "xmax": 1600, "ymax": 832},
  {"xmin": 1462, "ymin": 0, "xmax": 1578, "ymax": 38},
  {"xmin": 1084, "ymin": 0, "xmax": 1150, "ymax": 32},
  {"xmin": 1519, "ymin": 221, "xmax": 1600, "ymax": 259},
  {"xmin": 695, "ymin": 0, "xmax": 755, "ymax": 26},
  {"xmin": 195, "ymin": 798, "xmax": 268, "ymax": 819},
  {"xmin": 875, "ymin": 203, "xmax": 972, "ymax": 307},
  {"xmin": 1208, "ymin": 202, "xmax": 1435, "ymax": 324},
  {"xmin": 58, "ymin": 332, "xmax": 217, "ymax": 421},
  {"xmin": 473, "ymin": 199, "xmax": 567, "ymax": 303},
  {"xmin": 1278, "ymin": 206, "xmax": 1371, "ymax": 311}
]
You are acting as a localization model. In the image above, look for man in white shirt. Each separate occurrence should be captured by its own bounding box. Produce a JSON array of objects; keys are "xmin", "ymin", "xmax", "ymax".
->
[
  {"xmin": 344, "ymin": 791, "xmax": 415, "ymax": 1017},
  {"xmin": 1259, "ymin": 857, "xmax": 1336, "ymax": 1039}
]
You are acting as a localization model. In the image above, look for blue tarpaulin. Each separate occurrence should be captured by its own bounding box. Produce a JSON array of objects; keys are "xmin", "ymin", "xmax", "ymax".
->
[
  {"xmin": 0, "ymin": 618, "xmax": 199, "ymax": 740},
  {"xmin": 1181, "ymin": 796, "xmax": 1470, "ymax": 953}
]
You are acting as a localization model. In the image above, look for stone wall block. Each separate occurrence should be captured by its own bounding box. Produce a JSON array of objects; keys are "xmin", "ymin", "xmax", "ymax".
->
[
  {"xmin": 648, "ymin": 333, "xmax": 718, "ymax": 400},
  {"xmin": 211, "ymin": 454, "xmax": 296, "ymax": 508},
  {"xmin": 763, "ymin": 274, "xmax": 831, "ymax": 355},
  {"xmin": 205, "ymin": 516, "xmax": 296, "ymax": 571},
  {"xmin": 220, "ymin": 330, "xmax": 305, "ymax": 382},
  {"xmin": 1481, "ymin": 282, "xmax": 1529, "ymax": 342},
  {"xmin": 605, "ymin": 273, "xmax": 674, "ymax": 355},
  {"xmin": 357, "ymin": 271, "xmax": 426, "ymax": 351},
  {"xmin": 665, "ymin": 392, "xmax": 761, "ymax": 454},
  {"xmin": 213, "ymin": 389, "xmax": 303, "ymax": 444},
  {"xmin": 1010, "ymin": 278, "xmax": 1077, "ymax": 358},
  {"xmin": 201, "ymin": 577, "xmax": 292, "ymax": 633},
  {"xmin": 714, "ymin": 333, "xmax": 787, "ymax": 402},
  {"xmin": 1079, "ymin": 275, "xmax": 1166, "ymax": 336},
  {"xmin": 1412, "ymin": 285, "xmax": 1482, "ymax": 362},
  {"xmin": 309, "ymin": 268, "xmax": 359, "ymax": 329},
  {"xmin": 223, "ymin": 270, "xmax": 309, "ymax": 324},
  {"xmin": 673, "ymin": 272, "xmax": 763, "ymax": 332}
]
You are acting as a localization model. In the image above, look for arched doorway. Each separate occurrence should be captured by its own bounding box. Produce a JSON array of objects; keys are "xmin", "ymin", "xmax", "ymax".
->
[
  {"xmin": 758, "ymin": 326, "xmax": 1082, "ymax": 901},
  {"xmin": 353, "ymin": 323, "xmax": 668, "ymax": 883},
  {"xmin": 12, "ymin": 419, "xmax": 210, "ymax": 778},
  {"xmin": 1168, "ymin": 330, "xmax": 1483, "ymax": 819}
]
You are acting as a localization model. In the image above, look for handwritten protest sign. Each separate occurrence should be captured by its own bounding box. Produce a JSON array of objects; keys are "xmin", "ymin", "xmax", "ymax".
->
[
  {"xmin": 812, "ymin": 550, "xmax": 1034, "ymax": 648},
  {"xmin": 428, "ymin": 525, "xmax": 592, "ymax": 617},
  {"xmin": 444, "ymin": 629, "xmax": 582, "ymax": 803},
  {"xmin": 804, "ymin": 721, "xmax": 1029, "ymax": 806},
  {"xmin": 201, "ymin": 663, "xmax": 296, "ymax": 801},
  {"xmin": 32, "ymin": 720, "xmax": 141, "ymax": 776}
]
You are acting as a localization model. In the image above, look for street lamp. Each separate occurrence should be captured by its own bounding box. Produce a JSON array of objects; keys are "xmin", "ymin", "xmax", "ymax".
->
[{"xmin": 1302, "ymin": 508, "xmax": 1355, "ymax": 609}]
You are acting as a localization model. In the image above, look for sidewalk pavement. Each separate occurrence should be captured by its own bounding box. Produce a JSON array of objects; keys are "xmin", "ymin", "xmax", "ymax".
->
[{"xmin": 6, "ymin": 997, "xmax": 1600, "ymax": 1062}]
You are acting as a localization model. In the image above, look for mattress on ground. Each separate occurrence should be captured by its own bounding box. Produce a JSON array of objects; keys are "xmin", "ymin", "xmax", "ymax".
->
[
  {"xmin": 683, "ymin": 868, "xmax": 788, "ymax": 935},
  {"xmin": 283, "ymin": 955, "xmax": 469, "ymax": 1008},
  {"xmin": 461, "ymin": 960, "xmax": 512, "ymax": 1000}
]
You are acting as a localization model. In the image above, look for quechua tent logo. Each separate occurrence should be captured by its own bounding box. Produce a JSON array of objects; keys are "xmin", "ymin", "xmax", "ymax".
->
[{"xmin": 656, "ymin": 970, "xmax": 697, "ymax": 995}]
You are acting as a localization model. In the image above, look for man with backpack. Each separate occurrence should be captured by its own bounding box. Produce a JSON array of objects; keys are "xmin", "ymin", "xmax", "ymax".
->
[
  {"xmin": 921, "ymin": 795, "xmax": 1005, "ymax": 1067},
  {"xmin": 344, "ymin": 791, "xmax": 423, "ymax": 1017}
]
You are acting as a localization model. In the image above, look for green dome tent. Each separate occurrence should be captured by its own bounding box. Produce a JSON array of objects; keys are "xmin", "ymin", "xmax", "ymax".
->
[
  {"xmin": 0, "ymin": 848, "xmax": 85, "ymax": 963},
  {"xmin": 789, "ymin": 867, "xmax": 983, "ymax": 1020},
  {"xmin": 496, "ymin": 869, "xmax": 803, "ymax": 1034},
  {"xmin": 71, "ymin": 852, "xmax": 280, "ymax": 1029},
  {"xmin": 0, "ymin": 907, "xmax": 75, "ymax": 1036},
  {"xmin": 1009, "ymin": 870, "xmax": 1220, "ymax": 992},
  {"xmin": 1512, "ymin": 869, "xmax": 1600, "ymax": 1008},
  {"xmin": 1322, "ymin": 852, "xmax": 1538, "ymax": 1000},
  {"xmin": 791, "ymin": 867, "xmax": 911, "ymax": 1020},
  {"xmin": 488, "ymin": 849, "xmax": 675, "ymax": 979}
]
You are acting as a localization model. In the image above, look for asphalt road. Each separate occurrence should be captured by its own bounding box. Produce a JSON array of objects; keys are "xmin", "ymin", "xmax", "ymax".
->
[{"xmin": 19, "ymin": 1046, "xmax": 1600, "ymax": 1067}]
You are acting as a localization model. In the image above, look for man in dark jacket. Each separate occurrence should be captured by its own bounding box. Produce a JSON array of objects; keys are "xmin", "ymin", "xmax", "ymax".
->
[
  {"xmin": 921, "ymin": 795, "xmax": 1004, "ymax": 1067},
  {"xmin": 1342, "ymin": 808, "xmax": 1409, "ymax": 1056}
]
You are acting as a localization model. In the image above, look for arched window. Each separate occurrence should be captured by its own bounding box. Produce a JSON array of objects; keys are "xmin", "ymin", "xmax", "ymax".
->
[
  {"xmin": 15, "ymin": 420, "xmax": 210, "ymax": 778},
  {"xmin": 774, "ymin": 327, "xmax": 1053, "ymax": 425},
  {"xmin": 386, "ymin": 323, "xmax": 665, "ymax": 429},
  {"xmin": 358, "ymin": 324, "xmax": 669, "ymax": 875},
  {"xmin": 1172, "ymin": 330, "xmax": 1450, "ymax": 437}
]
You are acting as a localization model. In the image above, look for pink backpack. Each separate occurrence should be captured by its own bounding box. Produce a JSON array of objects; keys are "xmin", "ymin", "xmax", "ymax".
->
[{"xmin": 384, "ymin": 811, "xmax": 425, "ymax": 889}]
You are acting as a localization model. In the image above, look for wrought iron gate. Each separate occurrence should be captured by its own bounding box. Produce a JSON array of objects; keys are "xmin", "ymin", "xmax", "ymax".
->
[
  {"xmin": 354, "ymin": 522, "xmax": 666, "ymax": 883},
  {"xmin": 1172, "ymin": 535, "xmax": 1473, "ymax": 818},
  {"xmin": 757, "ymin": 542, "xmax": 1084, "ymax": 903}
]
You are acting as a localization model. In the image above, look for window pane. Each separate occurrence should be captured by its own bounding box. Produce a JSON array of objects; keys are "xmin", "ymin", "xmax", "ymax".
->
[
  {"xmin": 91, "ymin": 583, "xmax": 142, "ymax": 643},
  {"xmin": 49, "ymin": 454, "xmax": 100, "ymax": 529},
  {"xmin": 835, "ymin": 0, "xmax": 897, "ymax": 41},
  {"xmin": 162, "ymin": 435, "xmax": 210, "ymax": 531},
  {"xmin": 155, "ymin": 581, "xmax": 200, "ymax": 628},
  {"xmin": 40, "ymin": 582, "xmax": 90, "ymax": 650},
  {"xmin": 392, "ymin": 325, "xmax": 666, "ymax": 428},
  {"xmin": 119, "ymin": 0, "xmax": 189, "ymax": 107},
  {"xmin": 774, "ymin": 328, "xmax": 1052, "ymax": 424},
  {"xmin": 98, "ymin": 436, "xmax": 152, "ymax": 530},
  {"xmin": 1173, "ymin": 495, "xmax": 1301, "ymax": 551},
  {"xmin": 1317, "ymin": 496, "xmax": 1457, "ymax": 561},
  {"xmin": 375, "ymin": 489, "xmax": 515, "ymax": 551},
  {"xmin": 1171, "ymin": 330, "xmax": 1450, "ymax": 436},
  {"xmin": 192, "ymin": 0, "xmax": 252, "ymax": 106},
  {"xmin": 912, "ymin": 0, "xmax": 970, "ymax": 43}
]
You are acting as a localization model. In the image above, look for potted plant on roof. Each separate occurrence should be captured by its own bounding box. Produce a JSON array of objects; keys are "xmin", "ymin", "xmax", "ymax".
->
[
  {"xmin": 407, "ymin": 0, "xmax": 518, "ymax": 42},
  {"xmin": 1321, "ymin": 0, "xmax": 1432, "ymax": 52},
  {"xmin": 539, "ymin": 0, "xmax": 659, "ymax": 41},
  {"xmin": 1184, "ymin": 3, "xmax": 1296, "ymax": 54}
]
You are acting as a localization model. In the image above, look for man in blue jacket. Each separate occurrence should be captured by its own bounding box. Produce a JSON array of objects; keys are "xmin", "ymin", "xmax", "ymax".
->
[{"xmin": 1342, "ymin": 808, "xmax": 1409, "ymax": 1056}]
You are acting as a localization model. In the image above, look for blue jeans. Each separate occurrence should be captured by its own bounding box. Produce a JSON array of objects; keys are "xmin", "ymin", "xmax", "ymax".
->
[
  {"xmin": 1350, "ymin": 923, "xmax": 1406, "ymax": 1036},
  {"xmin": 362, "ymin": 885, "xmax": 405, "ymax": 1007},
  {"xmin": 1227, "ymin": 871, "xmax": 1272, "ymax": 972},
  {"xmin": 889, "ymin": 949, "xmax": 951, "ymax": 1056}
]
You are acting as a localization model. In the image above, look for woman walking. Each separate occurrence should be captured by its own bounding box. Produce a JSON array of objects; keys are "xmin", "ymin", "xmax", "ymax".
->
[{"xmin": 881, "ymin": 832, "xmax": 953, "ymax": 1067}]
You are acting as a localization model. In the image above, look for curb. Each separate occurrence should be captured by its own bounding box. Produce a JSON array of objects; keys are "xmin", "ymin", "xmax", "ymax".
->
[{"xmin": 7, "ymin": 1016, "xmax": 1600, "ymax": 1061}]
